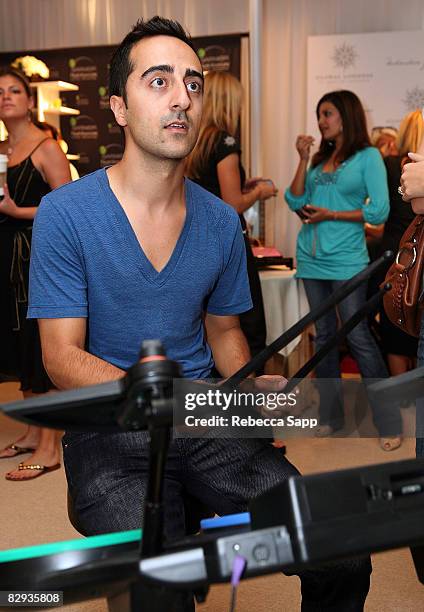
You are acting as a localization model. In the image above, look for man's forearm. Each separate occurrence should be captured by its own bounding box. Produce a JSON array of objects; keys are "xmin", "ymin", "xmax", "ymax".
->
[
  {"xmin": 45, "ymin": 345, "xmax": 125, "ymax": 390},
  {"xmin": 209, "ymin": 327, "xmax": 251, "ymax": 378}
]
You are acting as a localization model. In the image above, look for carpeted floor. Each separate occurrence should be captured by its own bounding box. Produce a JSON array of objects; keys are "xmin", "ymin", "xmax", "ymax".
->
[{"xmin": 0, "ymin": 382, "xmax": 422, "ymax": 611}]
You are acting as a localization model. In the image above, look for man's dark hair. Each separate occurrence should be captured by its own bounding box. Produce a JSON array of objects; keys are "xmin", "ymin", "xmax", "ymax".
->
[
  {"xmin": 109, "ymin": 16, "xmax": 195, "ymax": 105},
  {"xmin": 311, "ymin": 89, "xmax": 371, "ymax": 168}
]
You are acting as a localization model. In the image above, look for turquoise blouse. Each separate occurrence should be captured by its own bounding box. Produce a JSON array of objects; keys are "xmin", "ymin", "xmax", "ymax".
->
[{"xmin": 284, "ymin": 147, "xmax": 389, "ymax": 280}]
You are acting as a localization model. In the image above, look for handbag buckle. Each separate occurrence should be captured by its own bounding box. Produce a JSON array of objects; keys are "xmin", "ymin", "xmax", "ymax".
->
[{"xmin": 396, "ymin": 245, "xmax": 417, "ymax": 270}]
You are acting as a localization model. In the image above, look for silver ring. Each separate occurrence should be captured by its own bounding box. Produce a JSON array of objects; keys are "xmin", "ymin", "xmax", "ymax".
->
[{"xmin": 398, "ymin": 185, "xmax": 404, "ymax": 197}]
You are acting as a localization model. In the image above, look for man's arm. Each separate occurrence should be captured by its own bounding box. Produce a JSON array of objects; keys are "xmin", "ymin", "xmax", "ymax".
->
[
  {"xmin": 39, "ymin": 318, "xmax": 125, "ymax": 390},
  {"xmin": 204, "ymin": 313, "xmax": 250, "ymax": 378}
]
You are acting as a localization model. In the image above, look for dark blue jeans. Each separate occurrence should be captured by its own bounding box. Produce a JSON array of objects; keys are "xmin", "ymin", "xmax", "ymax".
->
[
  {"xmin": 63, "ymin": 431, "xmax": 371, "ymax": 611},
  {"xmin": 303, "ymin": 279, "xmax": 401, "ymax": 436},
  {"xmin": 416, "ymin": 315, "xmax": 424, "ymax": 457}
]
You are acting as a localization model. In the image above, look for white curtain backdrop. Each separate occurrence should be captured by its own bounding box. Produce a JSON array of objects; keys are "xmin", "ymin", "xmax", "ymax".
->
[
  {"xmin": 2, "ymin": 0, "xmax": 424, "ymax": 256},
  {"xmin": 0, "ymin": 0, "xmax": 249, "ymax": 50}
]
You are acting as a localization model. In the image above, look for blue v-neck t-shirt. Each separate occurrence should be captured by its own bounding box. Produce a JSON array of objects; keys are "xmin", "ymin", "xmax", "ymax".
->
[{"xmin": 28, "ymin": 169, "xmax": 252, "ymax": 378}]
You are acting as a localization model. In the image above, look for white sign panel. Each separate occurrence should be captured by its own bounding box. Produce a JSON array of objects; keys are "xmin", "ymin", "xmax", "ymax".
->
[{"xmin": 307, "ymin": 31, "xmax": 424, "ymax": 141}]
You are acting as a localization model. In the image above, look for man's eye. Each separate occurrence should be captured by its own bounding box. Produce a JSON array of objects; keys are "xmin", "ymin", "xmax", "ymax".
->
[
  {"xmin": 187, "ymin": 81, "xmax": 202, "ymax": 93},
  {"xmin": 151, "ymin": 77, "xmax": 166, "ymax": 88}
]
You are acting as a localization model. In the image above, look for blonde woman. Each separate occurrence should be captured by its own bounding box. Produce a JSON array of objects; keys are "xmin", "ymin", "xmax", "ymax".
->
[
  {"xmin": 377, "ymin": 110, "xmax": 424, "ymax": 377},
  {"xmin": 186, "ymin": 72, "xmax": 277, "ymax": 367},
  {"xmin": 0, "ymin": 68, "xmax": 71, "ymax": 480}
]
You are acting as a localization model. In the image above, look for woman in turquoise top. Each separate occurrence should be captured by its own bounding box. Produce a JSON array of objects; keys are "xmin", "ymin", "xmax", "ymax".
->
[{"xmin": 285, "ymin": 89, "xmax": 402, "ymax": 450}]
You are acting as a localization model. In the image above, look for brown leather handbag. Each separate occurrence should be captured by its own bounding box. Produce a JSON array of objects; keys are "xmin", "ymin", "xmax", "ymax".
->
[{"xmin": 383, "ymin": 214, "xmax": 424, "ymax": 337}]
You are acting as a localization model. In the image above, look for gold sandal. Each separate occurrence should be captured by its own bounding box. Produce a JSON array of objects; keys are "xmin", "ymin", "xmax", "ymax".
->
[
  {"xmin": 5, "ymin": 462, "xmax": 61, "ymax": 481},
  {"xmin": 0, "ymin": 444, "xmax": 35, "ymax": 459}
]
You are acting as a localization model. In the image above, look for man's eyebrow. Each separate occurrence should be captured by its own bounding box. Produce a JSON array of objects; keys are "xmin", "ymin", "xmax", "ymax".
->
[
  {"xmin": 141, "ymin": 64, "xmax": 174, "ymax": 78},
  {"xmin": 185, "ymin": 68, "xmax": 204, "ymax": 82},
  {"xmin": 140, "ymin": 65, "xmax": 204, "ymax": 82}
]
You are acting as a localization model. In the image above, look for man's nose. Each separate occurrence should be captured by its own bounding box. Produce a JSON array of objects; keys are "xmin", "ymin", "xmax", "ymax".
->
[{"xmin": 170, "ymin": 81, "xmax": 190, "ymax": 111}]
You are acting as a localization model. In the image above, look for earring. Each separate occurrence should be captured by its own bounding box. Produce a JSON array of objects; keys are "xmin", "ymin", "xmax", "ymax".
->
[{"xmin": 27, "ymin": 110, "xmax": 32, "ymax": 122}]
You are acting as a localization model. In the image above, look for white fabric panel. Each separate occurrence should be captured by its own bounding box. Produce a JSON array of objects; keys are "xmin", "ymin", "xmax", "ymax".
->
[
  {"xmin": 0, "ymin": 0, "xmax": 249, "ymax": 51},
  {"xmin": 259, "ymin": 267, "xmax": 308, "ymax": 356}
]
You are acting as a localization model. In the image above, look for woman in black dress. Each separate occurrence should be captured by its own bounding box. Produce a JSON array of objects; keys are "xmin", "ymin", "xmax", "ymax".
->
[
  {"xmin": 185, "ymin": 71, "xmax": 277, "ymax": 370},
  {"xmin": 0, "ymin": 68, "xmax": 71, "ymax": 480},
  {"xmin": 378, "ymin": 110, "xmax": 422, "ymax": 376}
]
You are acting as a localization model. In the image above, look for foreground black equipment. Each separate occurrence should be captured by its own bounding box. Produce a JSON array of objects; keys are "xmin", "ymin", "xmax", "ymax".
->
[
  {"xmin": 0, "ymin": 530, "xmax": 141, "ymax": 605},
  {"xmin": 1, "ymin": 460, "xmax": 424, "ymax": 609},
  {"xmin": 368, "ymin": 365, "xmax": 424, "ymax": 410},
  {"xmin": 250, "ymin": 458, "xmax": 424, "ymax": 565}
]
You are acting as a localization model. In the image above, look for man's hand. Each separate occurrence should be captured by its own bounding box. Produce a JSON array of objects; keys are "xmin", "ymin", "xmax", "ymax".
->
[
  {"xmin": 251, "ymin": 374, "xmax": 287, "ymax": 393},
  {"xmin": 250, "ymin": 375, "xmax": 288, "ymax": 448},
  {"xmin": 251, "ymin": 375, "xmax": 288, "ymax": 416}
]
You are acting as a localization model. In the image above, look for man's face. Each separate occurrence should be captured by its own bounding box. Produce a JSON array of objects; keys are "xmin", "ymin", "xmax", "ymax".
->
[{"xmin": 112, "ymin": 35, "xmax": 203, "ymax": 161}]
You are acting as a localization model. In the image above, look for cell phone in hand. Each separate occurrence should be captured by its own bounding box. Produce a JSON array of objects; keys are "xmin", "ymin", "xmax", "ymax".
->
[{"xmin": 295, "ymin": 207, "xmax": 309, "ymax": 220}]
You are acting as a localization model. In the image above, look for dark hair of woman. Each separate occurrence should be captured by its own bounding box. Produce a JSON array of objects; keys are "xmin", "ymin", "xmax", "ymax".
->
[
  {"xmin": 0, "ymin": 67, "xmax": 32, "ymax": 97},
  {"xmin": 311, "ymin": 89, "xmax": 371, "ymax": 168}
]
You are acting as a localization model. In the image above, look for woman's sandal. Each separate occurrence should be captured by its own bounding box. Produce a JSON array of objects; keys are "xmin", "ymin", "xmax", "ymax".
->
[
  {"xmin": 379, "ymin": 437, "xmax": 402, "ymax": 452},
  {"xmin": 5, "ymin": 462, "xmax": 61, "ymax": 481},
  {"xmin": 0, "ymin": 444, "xmax": 35, "ymax": 459}
]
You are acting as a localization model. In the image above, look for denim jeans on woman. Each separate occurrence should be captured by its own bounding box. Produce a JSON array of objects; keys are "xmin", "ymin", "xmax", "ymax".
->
[{"xmin": 303, "ymin": 279, "xmax": 402, "ymax": 436}]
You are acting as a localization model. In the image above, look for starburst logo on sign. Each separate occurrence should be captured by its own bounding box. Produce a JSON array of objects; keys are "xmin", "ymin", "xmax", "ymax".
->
[
  {"xmin": 332, "ymin": 43, "xmax": 357, "ymax": 71},
  {"xmin": 403, "ymin": 86, "xmax": 424, "ymax": 112}
]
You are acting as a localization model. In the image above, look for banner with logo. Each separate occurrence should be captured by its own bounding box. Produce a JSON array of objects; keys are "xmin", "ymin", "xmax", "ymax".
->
[
  {"xmin": 307, "ymin": 31, "xmax": 424, "ymax": 140},
  {"xmin": 0, "ymin": 34, "xmax": 242, "ymax": 176}
]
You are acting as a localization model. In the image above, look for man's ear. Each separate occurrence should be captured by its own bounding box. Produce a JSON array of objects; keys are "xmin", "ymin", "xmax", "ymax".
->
[{"xmin": 110, "ymin": 95, "xmax": 128, "ymax": 127}]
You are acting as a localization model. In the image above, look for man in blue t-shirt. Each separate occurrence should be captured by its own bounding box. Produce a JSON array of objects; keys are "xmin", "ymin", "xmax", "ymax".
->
[{"xmin": 28, "ymin": 17, "xmax": 371, "ymax": 611}]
